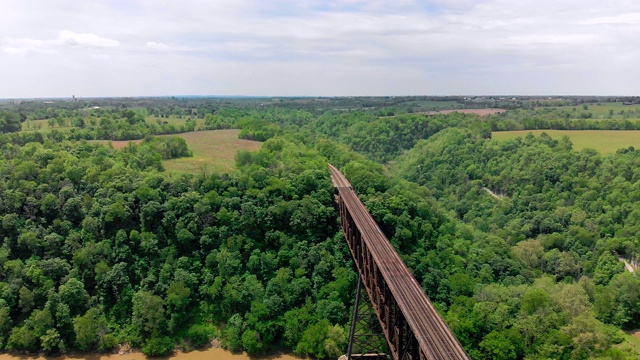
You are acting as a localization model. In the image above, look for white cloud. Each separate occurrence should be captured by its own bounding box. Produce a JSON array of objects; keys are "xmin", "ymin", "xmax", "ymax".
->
[
  {"xmin": 58, "ymin": 30, "xmax": 119, "ymax": 47},
  {"xmin": 2, "ymin": 0, "xmax": 640, "ymax": 96},
  {"xmin": 498, "ymin": 34, "xmax": 605, "ymax": 47},
  {"xmin": 2, "ymin": 30, "xmax": 119, "ymax": 55},
  {"xmin": 2, "ymin": 37, "xmax": 58, "ymax": 55},
  {"xmin": 581, "ymin": 12, "xmax": 640, "ymax": 25},
  {"xmin": 90, "ymin": 53, "xmax": 112, "ymax": 60},
  {"xmin": 146, "ymin": 41, "xmax": 169, "ymax": 50}
]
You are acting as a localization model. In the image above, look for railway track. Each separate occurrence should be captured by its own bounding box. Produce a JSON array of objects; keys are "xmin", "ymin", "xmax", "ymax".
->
[{"xmin": 329, "ymin": 164, "xmax": 469, "ymax": 360}]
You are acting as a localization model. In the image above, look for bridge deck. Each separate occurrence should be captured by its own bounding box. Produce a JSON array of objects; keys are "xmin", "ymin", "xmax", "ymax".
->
[{"xmin": 329, "ymin": 164, "xmax": 469, "ymax": 360}]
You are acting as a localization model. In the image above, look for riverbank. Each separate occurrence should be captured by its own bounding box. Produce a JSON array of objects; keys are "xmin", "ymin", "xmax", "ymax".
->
[{"xmin": 0, "ymin": 347, "xmax": 303, "ymax": 360}]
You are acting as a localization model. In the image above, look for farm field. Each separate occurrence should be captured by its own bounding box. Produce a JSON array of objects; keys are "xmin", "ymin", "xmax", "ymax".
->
[
  {"xmin": 145, "ymin": 115, "xmax": 206, "ymax": 127},
  {"xmin": 427, "ymin": 108, "xmax": 505, "ymax": 116},
  {"xmin": 21, "ymin": 115, "xmax": 204, "ymax": 132},
  {"xmin": 398, "ymin": 99, "xmax": 464, "ymax": 110},
  {"xmin": 553, "ymin": 102, "xmax": 640, "ymax": 119},
  {"xmin": 91, "ymin": 139, "xmax": 142, "ymax": 149},
  {"xmin": 21, "ymin": 119, "xmax": 74, "ymax": 133},
  {"xmin": 163, "ymin": 129, "xmax": 262, "ymax": 174},
  {"xmin": 492, "ymin": 130, "xmax": 640, "ymax": 154},
  {"xmin": 93, "ymin": 129, "xmax": 262, "ymax": 174}
]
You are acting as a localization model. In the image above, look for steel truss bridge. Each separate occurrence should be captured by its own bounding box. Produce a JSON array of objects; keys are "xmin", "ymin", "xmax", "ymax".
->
[{"xmin": 329, "ymin": 165, "xmax": 469, "ymax": 360}]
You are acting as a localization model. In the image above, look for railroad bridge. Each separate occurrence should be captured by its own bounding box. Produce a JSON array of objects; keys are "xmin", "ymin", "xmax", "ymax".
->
[{"xmin": 329, "ymin": 165, "xmax": 469, "ymax": 360}]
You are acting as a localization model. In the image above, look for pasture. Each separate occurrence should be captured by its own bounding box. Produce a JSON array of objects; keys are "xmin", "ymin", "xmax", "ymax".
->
[
  {"xmin": 21, "ymin": 119, "xmax": 74, "ymax": 133},
  {"xmin": 162, "ymin": 130, "xmax": 262, "ymax": 174},
  {"xmin": 94, "ymin": 129, "xmax": 262, "ymax": 174},
  {"xmin": 492, "ymin": 130, "xmax": 640, "ymax": 154},
  {"xmin": 145, "ymin": 115, "xmax": 206, "ymax": 127},
  {"xmin": 553, "ymin": 102, "xmax": 640, "ymax": 120},
  {"xmin": 427, "ymin": 108, "xmax": 505, "ymax": 116},
  {"xmin": 399, "ymin": 99, "xmax": 465, "ymax": 111},
  {"xmin": 91, "ymin": 139, "xmax": 142, "ymax": 149},
  {"xmin": 21, "ymin": 115, "xmax": 205, "ymax": 132}
]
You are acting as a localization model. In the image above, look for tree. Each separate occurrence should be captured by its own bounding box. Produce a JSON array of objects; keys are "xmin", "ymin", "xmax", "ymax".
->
[
  {"xmin": 0, "ymin": 303, "xmax": 12, "ymax": 348},
  {"xmin": 73, "ymin": 308, "xmax": 107, "ymax": 351},
  {"xmin": 58, "ymin": 278, "xmax": 90, "ymax": 317},
  {"xmin": 40, "ymin": 328, "xmax": 63, "ymax": 354},
  {"xmin": 561, "ymin": 315, "xmax": 616, "ymax": 359},
  {"xmin": 0, "ymin": 111, "xmax": 22, "ymax": 133},
  {"xmin": 142, "ymin": 336, "xmax": 174, "ymax": 356},
  {"xmin": 478, "ymin": 330, "xmax": 517, "ymax": 360},
  {"xmin": 221, "ymin": 314, "xmax": 244, "ymax": 351},
  {"xmin": 594, "ymin": 252, "xmax": 624, "ymax": 285},
  {"xmin": 342, "ymin": 161, "xmax": 388, "ymax": 194},
  {"xmin": 166, "ymin": 281, "xmax": 191, "ymax": 332},
  {"xmin": 242, "ymin": 328, "xmax": 267, "ymax": 355},
  {"xmin": 19, "ymin": 286, "xmax": 34, "ymax": 314},
  {"xmin": 294, "ymin": 320, "xmax": 347, "ymax": 359},
  {"xmin": 131, "ymin": 291, "xmax": 166, "ymax": 341},
  {"xmin": 512, "ymin": 239, "xmax": 544, "ymax": 270},
  {"xmin": 283, "ymin": 307, "xmax": 311, "ymax": 348},
  {"xmin": 6, "ymin": 325, "xmax": 37, "ymax": 351},
  {"xmin": 186, "ymin": 324, "xmax": 215, "ymax": 348},
  {"xmin": 597, "ymin": 272, "xmax": 640, "ymax": 327}
]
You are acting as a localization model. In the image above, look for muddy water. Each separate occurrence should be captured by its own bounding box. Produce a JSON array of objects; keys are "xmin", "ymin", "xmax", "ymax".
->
[{"xmin": 0, "ymin": 348, "xmax": 304, "ymax": 360}]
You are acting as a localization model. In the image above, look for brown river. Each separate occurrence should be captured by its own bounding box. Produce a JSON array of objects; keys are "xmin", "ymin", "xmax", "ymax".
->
[{"xmin": 0, "ymin": 348, "xmax": 304, "ymax": 360}]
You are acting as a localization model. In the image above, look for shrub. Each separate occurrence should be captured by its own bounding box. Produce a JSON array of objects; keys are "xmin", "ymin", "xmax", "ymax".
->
[
  {"xmin": 142, "ymin": 337, "xmax": 175, "ymax": 357},
  {"xmin": 186, "ymin": 324, "xmax": 215, "ymax": 348}
]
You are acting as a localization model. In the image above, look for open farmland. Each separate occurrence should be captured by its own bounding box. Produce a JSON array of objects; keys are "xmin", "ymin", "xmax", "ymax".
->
[
  {"xmin": 397, "ymin": 99, "xmax": 465, "ymax": 110},
  {"xmin": 21, "ymin": 115, "xmax": 204, "ymax": 132},
  {"xmin": 553, "ymin": 102, "xmax": 640, "ymax": 119},
  {"xmin": 94, "ymin": 129, "xmax": 262, "ymax": 174},
  {"xmin": 427, "ymin": 108, "xmax": 505, "ymax": 116},
  {"xmin": 91, "ymin": 139, "xmax": 142, "ymax": 149},
  {"xmin": 145, "ymin": 115, "xmax": 206, "ymax": 127},
  {"xmin": 163, "ymin": 129, "xmax": 262, "ymax": 174},
  {"xmin": 492, "ymin": 130, "xmax": 640, "ymax": 154},
  {"xmin": 21, "ymin": 119, "xmax": 74, "ymax": 133}
]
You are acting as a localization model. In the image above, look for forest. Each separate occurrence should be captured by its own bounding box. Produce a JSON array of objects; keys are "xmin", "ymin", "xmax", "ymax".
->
[{"xmin": 0, "ymin": 96, "xmax": 640, "ymax": 359}]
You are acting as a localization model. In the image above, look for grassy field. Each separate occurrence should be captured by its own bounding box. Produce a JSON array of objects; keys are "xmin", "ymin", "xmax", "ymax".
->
[
  {"xmin": 21, "ymin": 119, "xmax": 76, "ymax": 133},
  {"xmin": 145, "ymin": 115, "xmax": 206, "ymax": 127},
  {"xmin": 492, "ymin": 130, "xmax": 640, "ymax": 154},
  {"xmin": 162, "ymin": 130, "xmax": 261, "ymax": 174},
  {"xmin": 22, "ymin": 115, "xmax": 205, "ymax": 132},
  {"xmin": 93, "ymin": 130, "xmax": 262, "ymax": 174},
  {"xmin": 619, "ymin": 331, "xmax": 640, "ymax": 356},
  {"xmin": 91, "ymin": 139, "xmax": 142, "ymax": 149},
  {"xmin": 552, "ymin": 102, "xmax": 640, "ymax": 119},
  {"xmin": 399, "ymin": 100, "xmax": 464, "ymax": 111}
]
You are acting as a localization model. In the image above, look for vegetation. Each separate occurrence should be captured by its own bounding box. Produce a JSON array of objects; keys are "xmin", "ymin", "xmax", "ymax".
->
[
  {"xmin": 0, "ymin": 96, "xmax": 640, "ymax": 359},
  {"xmin": 0, "ymin": 130, "xmax": 362, "ymax": 357},
  {"xmin": 162, "ymin": 130, "xmax": 262, "ymax": 175},
  {"xmin": 93, "ymin": 130, "xmax": 263, "ymax": 175},
  {"xmin": 392, "ymin": 128, "xmax": 640, "ymax": 358},
  {"xmin": 493, "ymin": 130, "xmax": 640, "ymax": 154}
]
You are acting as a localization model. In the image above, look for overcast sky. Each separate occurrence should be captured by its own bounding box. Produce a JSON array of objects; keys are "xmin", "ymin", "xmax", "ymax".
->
[{"xmin": 2, "ymin": 0, "xmax": 639, "ymax": 98}]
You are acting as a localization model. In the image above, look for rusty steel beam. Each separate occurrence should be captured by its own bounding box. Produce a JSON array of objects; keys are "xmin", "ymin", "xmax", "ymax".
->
[{"xmin": 329, "ymin": 165, "xmax": 469, "ymax": 360}]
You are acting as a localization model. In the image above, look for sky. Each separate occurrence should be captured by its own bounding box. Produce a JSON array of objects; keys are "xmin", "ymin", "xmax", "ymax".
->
[{"xmin": 1, "ymin": 0, "xmax": 640, "ymax": 98}]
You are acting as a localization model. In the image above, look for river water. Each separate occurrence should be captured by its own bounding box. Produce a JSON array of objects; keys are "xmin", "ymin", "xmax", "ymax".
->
[{"xmin": 0, "ymin": 348, "xmax": 303, "ymax": 360}]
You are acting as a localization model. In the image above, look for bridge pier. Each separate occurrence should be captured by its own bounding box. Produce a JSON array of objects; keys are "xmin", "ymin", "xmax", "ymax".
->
[{"xmin": 345, "ymin": 276, "xmax": 389, "ymax": 360}]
